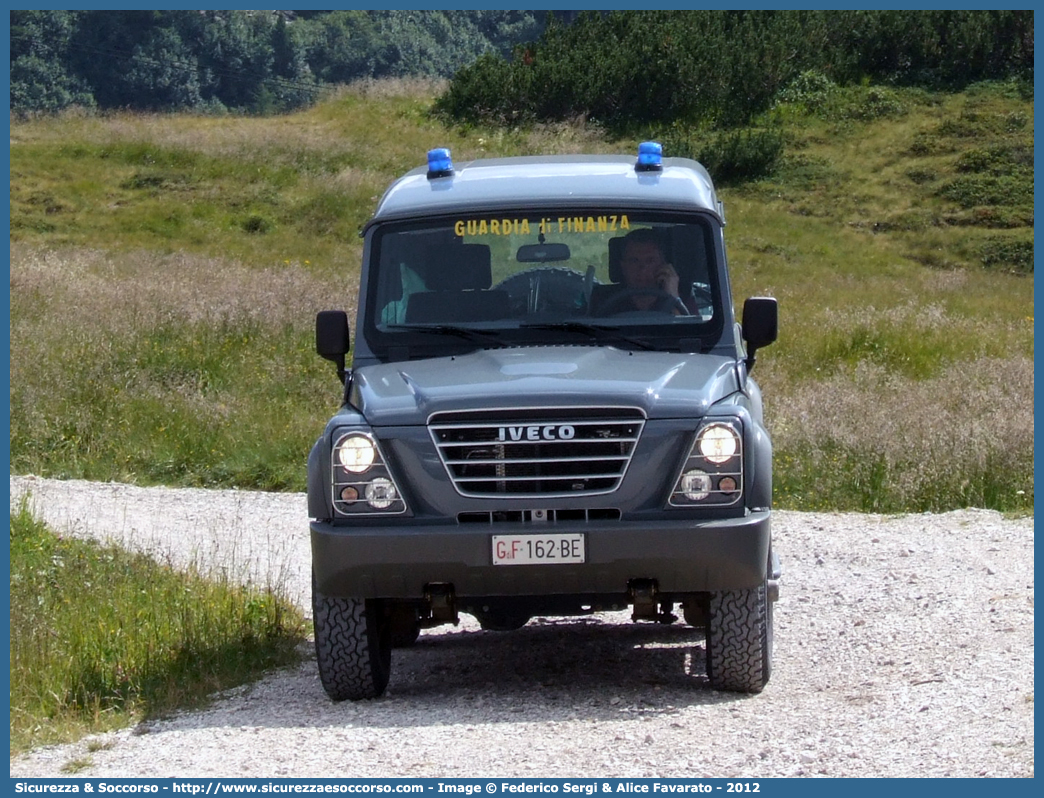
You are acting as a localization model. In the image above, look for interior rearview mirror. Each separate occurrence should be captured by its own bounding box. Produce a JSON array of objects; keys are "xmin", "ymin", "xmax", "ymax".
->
[{"xmin": 516, "ymin": 242, "xmax": 571, "ymax": 263}]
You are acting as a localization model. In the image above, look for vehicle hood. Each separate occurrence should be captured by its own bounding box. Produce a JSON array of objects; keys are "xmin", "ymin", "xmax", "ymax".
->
[{"xmin": 349, "ymin": 347, "xmax": 739, "ymax": 426}]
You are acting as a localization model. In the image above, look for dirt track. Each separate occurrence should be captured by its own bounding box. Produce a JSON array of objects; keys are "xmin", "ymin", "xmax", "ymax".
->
[{"xmin": 9, "ymin": 476, "xmax": 1035, "ymax": 778}]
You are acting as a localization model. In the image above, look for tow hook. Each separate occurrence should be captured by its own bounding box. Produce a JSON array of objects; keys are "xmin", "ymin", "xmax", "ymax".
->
[
  {"xmin": 629, "ymin": 579, "xmax": 677, "ymax": 624},
  {"xmin": 424, "ymin": 583, "xmax": 459, "ymax": 625}
]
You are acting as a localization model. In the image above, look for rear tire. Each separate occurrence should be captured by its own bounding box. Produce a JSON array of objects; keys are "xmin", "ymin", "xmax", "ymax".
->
[
  {"xmin": 312, "ymin": 575, "xmax": 392, "ymax": 701},
  {"xmin": 705, "ymin": 581, "xmax": 773, "ymax": 693}
]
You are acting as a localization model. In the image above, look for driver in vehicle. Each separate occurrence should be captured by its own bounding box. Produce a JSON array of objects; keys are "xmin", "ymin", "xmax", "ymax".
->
[{"xmin": 592, "ymin": 228, "xmax": 695, "ymax": 315}]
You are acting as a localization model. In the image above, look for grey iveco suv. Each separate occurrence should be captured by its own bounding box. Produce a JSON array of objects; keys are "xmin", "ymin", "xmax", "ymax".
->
[{"xmin": 309, "ymin": 143, "xmax": 780, "ymax": 700}]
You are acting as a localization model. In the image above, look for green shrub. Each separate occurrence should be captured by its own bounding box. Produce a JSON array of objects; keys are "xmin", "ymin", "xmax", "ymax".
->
[
  {"xmin": 663, "ymin": 127, "xmax": 784, "ymax": 186},
  {"xmin": 775, "ymin": 70, "xmax": 839, "ymax": 112},
  {"xmin": 908, "ymin": 131, "xmax": 956, "ymax": 157},
  {"xmin": 979, "ymin": 235, "xmax": 1034, "ymax": 273},
  {"xmin": 954, "ymin": 145, "xmax": 1032, "ymax": 174},
  {"xmin": 839, "ymin": 86, "xmax": 907, "ymax": 121},
  {"xmin": 1004, "ymin": 111, "xmax": 1028, "ymax": 131},
  {"xmin": 241, "ymin": 214, "xmax": 274, "ymax": 234},
  {"xmin": 432, "ymin": 51, "xmax": 522, "ymax": 126},
  {"xmin": 939, "ymin": 174, "xmax": 1033, "ymax": 208},
  {"xmin": 936, "ymin": 111, "xmax": 1006, "ymax": 138},
  {"xmin": 964, "ymin": 78, "xmax": 1035, "ymax": 101},
  {"xmin": 905, "ymin": 168, "xmax": 938, "ymax": 185}
]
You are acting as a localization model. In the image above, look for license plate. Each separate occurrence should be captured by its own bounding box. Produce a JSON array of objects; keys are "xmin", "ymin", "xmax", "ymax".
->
[{"xmin": 492, "ymin": 533, "xmax": 585, "ymax": 565}]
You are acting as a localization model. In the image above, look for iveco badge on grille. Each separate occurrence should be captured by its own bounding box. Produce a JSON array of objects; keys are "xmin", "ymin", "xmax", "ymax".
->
[{"xmin": 497, "ymin": 424, "xmax": 576, "ymax": 441}]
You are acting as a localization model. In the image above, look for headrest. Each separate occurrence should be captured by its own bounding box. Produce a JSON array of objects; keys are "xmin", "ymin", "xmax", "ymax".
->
[{"xmin": 424, "ymin": 244, "xmax": 492, "ymax": 291}]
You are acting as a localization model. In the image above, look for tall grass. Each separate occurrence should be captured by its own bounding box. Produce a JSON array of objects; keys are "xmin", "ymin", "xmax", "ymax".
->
[
  {"xmin": 9, "ymin": 246, "xmax": 343, "ymax": 489},
  {"xmin": 9, "ymin": 503, "xmax": 308, "ymax": 754},
  {"xmin": 8, "ymin": 79, "xmax": 1034, "ymax": 512},
  {"xmin": 767, "ymin": 357, "xmax": 1033, "ymax": 512}
]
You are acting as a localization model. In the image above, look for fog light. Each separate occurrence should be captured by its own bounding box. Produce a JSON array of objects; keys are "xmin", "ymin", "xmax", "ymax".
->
[
  {"xmin": 365, "ymin": 477, "xmax": 398, "ymax": 510},
  {"xmin": 340, "ymin": 486, "xmax": 359, "ymax": 503},
  {"xmin": 680, "ymin": 469, "xmax": 711, "ymax": 501}
]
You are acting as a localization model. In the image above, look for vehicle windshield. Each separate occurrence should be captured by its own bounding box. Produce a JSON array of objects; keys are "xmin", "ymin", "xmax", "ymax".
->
[{"xmin": 364, "ymin": 210, "xmax": 723, "ymax": 355}]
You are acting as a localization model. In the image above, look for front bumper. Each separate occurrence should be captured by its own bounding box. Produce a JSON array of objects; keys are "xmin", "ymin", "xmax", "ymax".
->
[{"xmin": 311, "ymin": 510, "xmax": 771, "ymax": 600}]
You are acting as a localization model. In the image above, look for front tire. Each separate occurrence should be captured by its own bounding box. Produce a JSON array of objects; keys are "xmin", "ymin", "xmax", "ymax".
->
[
  {"xmin": 312, "ymin": 575, "xmax": 392, "ymax": 701},
  {"xmin": 705, "ymin": 581, "xmax": 773, "ymax": 693}
]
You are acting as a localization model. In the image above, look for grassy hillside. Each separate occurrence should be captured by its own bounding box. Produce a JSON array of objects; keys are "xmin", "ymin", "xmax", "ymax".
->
[{"xmin": 9, "ymin": 78, "xmax": 1033, "ymax": 513}]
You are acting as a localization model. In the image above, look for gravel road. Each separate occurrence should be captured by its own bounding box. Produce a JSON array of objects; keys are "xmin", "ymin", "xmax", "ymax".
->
[{"xmin": 9, "ymin": 475, "xmax": 1034, "ymax": 778}]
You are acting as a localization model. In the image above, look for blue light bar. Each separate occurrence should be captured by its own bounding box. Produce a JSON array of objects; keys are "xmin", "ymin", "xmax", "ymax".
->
[
  {"xmin": 426, "ymin": 148, "xmax": 454, "ymax": 179},
  {"xmin": 635, "ymin": 141, "xmax": 663, "ymax": 172}
]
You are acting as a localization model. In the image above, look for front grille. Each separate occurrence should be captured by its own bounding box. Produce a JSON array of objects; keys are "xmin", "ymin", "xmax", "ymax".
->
[{"xmin": 429, "ymin": 407, "xmax": 645, "ymax": 498}]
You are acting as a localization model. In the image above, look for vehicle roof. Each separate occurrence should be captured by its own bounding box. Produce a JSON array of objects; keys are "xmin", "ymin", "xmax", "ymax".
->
[{"xmin": 367, "ymin": 153, "xmax": 722, "ymax": 227}]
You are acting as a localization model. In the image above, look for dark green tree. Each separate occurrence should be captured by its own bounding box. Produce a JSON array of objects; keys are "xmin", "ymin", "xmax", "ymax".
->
[
  {"xmin": 115, "ymin": 25, "xmax": 203, "ymax": 110},
  {"xmin": 268, "ymin": 14, "xmax": 317, "ymax": 111},
  {"xmin": 10, "ymin": 10, "xmax": 95, "ymax": 113},
  {"xmin": 193, "ymin": 11, "xmax": 274, "ymax": 112}
]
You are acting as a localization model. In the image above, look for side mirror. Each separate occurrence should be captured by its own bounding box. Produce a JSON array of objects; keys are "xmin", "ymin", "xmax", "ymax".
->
[
  {"xmin": 742, "ymin": 297, "xmax": 778, "ymax": 371},
  {"xmin": 316, "ymin": 310, "xmax": 350, "ymax": 383}
]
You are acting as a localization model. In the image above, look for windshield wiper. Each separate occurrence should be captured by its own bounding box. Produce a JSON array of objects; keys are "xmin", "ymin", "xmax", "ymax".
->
[
  {"xmin": 386, "ymin": 324, "xmax": 504, "ymax": 348},
  {"xmin": 520, "ymin": 321, "xmax": 656, "ymax": 351}
]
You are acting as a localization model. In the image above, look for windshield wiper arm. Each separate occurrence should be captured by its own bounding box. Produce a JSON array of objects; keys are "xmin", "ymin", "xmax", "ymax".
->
[
  {"xmin": 520, "ymin": 321, "xmax": 656, "ymax": 350},
  {"xmin": 386, "ymin": 324, "xmax": 504, "ymax": 348}
]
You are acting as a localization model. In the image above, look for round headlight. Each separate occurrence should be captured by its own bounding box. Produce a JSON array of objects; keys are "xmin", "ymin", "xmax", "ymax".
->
[
  {"xmin": 365, "ymin": 477, "xmax": 398, "ymax": 510},
  {"xmin": 337, "ymin": 434, "xmax": 376, "ymax": 473},
  {"xmin": 680, "ymin": 469, "xmax": 712, "ymax": 502},
  {"xmin": 697, "ymin": 424, "xmax": 738, "ymax": 464}
]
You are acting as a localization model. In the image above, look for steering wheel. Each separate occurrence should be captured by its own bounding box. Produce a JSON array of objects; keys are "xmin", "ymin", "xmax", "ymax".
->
[{"xmin": 597, "ymin": 287, "xmax": 691, "ymax": 316}]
